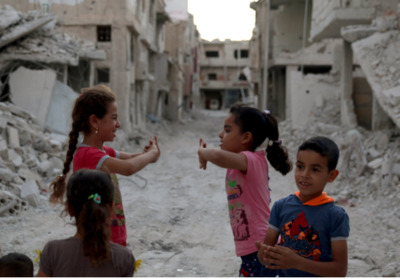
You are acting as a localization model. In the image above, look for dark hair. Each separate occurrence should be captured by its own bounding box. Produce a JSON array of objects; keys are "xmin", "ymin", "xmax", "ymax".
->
[
  {"xmin": 229, "ymin": 104, "xmax": 292, "ymax": 175},
  {"xmin": 0, "ymin": 253, "xmax": 34, "ymax": 277},
  {"xmin": 50, "ymin": 84, "xmax": 116, "ymax": 203},
  {"xmin": 67, "ymin": 169, "xmax": 115, "ymax": 267},
  {"xmin": 298, "ymin": 136, "xmax": 339, "ymax": 171}
]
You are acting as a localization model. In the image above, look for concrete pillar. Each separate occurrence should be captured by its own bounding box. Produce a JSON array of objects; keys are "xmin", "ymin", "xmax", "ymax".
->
[{"xmin": 340, "ymin": 40, "xmax": 357, "ymax": 128}]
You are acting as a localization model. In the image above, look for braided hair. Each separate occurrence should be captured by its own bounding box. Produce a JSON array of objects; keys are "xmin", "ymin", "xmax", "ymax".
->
[{"xmin": 50, "ymin": 84, "xmax": 116, "ymax": 203}]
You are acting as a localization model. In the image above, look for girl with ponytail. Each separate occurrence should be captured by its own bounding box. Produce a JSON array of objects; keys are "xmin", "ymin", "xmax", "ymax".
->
[
  {"xmin": 198, "ymin": 103, "xmax": 292, "ymax": 277},
  {"xmin": 38, "ymin": 169, "xmax": 135, "ymax": 277}
]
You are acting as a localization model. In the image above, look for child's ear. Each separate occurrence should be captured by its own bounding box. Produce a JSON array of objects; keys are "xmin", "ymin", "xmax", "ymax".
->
[
  {"xmin": 328, "ymin": 169, "xmax": 339, "ymax": 182},
  {"xmin": 241, "ymin": 131, "xmax": 253, "ymax": 146},
  {"xmin": 89, "ymin": 114, "xmax": 98, "ymax": 131}
]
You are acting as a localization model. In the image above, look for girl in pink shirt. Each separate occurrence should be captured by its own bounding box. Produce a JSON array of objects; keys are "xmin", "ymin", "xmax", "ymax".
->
[
  {"xmin": 50, "ymin": 84, "xmax": 160, "ymax": 246},
  {"xmin": 198, "ymin": 104, "xmax": 292, "ymax": 277}
]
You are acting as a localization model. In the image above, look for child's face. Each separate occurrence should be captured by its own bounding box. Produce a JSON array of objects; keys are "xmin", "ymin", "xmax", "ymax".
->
[
  {"xmin": 295, "ymin": 150, "xmax": 338, "ymax": 203},
  {"xmin": 218, "ymin": 113, "xmax": 246, "ymax": 153},
  {"xmin": 98, "ymin": 101, "xmax": 120, "ymax": 142}
]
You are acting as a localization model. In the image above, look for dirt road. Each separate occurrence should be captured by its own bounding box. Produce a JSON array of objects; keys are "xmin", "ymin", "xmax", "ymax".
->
[{"xmin": 0, "ymin": 109, "xmax": 399, "ymax": 276}]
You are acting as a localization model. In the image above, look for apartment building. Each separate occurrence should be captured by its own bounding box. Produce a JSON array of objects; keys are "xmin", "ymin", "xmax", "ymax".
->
[
  {"xmin": 199, "ymin": 40, "xmax": 253, "ymax": 110},
  {"xmin": 0, "ymin": 0, "xmax": 192, "ymax": 132},
  {"xmin": 251, "ymin": 0, "xmax": 400, "ymax": 130}
]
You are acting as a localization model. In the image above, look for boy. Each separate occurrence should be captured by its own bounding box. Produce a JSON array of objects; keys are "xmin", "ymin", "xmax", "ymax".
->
[
  {"xmin": 0, "ymin": 252, "xmax": 34, "ymax": 277},
  {"xmin": 256, "ymin": 136, "xmax": 350, "ymax": 277}
]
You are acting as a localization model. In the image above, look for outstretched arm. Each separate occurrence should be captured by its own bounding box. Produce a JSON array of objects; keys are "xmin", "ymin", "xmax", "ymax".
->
[
  {"xmin": 104, "ymin": 136, "xmax": 160, "ymax": 176},
  {"xmin": 197, "ymin": 138, "xmax": 247, "ymax": 172}
]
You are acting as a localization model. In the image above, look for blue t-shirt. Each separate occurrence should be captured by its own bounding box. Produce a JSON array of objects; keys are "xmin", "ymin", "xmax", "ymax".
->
[{"xmin": 269, "ymin": 193, "xmax": 350, "ymax": 277}]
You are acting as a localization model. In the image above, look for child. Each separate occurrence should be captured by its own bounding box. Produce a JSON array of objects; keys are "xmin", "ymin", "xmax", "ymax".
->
[
  {"xmin": 50, "ymin": 84, "xmax": 160, "ymax": 246},
  {"xmin": 0, "ymin": 252, "xmax": 34, "ymax": 277},
  {"xmin": 38, "ymin": 169, "xmax": 135, "ymax": 277},
  {"xmin": 197, "ymin": 104, "xmax": 292, "ymax": 277},
  {"xmin": 256, "ymin": 136, "xmax": 350, "ymax": 277}
]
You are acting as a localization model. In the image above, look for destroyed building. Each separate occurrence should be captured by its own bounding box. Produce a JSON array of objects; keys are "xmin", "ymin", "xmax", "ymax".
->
[
  {"xmin": 249, "ymin": 0, "xmax": 400, "ymax": 208},
  {"xmin": 250, "ymin": 0, "xmax": 400, "ymax": 131},
  {"xmin": 198, "ymin": 40, "xmax": 254, "ymax": 110},
  {"xmin": 0, "ymin": 0, "xmax": 201, "ymax": 130},
  {"xmin": 0, "ymin": 4, "xmax": 106, "ymax": 135}
]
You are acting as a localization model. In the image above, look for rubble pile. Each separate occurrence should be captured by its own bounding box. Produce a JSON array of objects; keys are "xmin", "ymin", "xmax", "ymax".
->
[
  {"xmin": 0, "ymin": 101, "xmax": 66, "ymax": 216},
  {"xmin": 0, "ymin": 101, "xmax": 141, "ymax": 217},
  {"xmin": 278, "ymin": 102, "xmax": 400, "ymax": 207}
]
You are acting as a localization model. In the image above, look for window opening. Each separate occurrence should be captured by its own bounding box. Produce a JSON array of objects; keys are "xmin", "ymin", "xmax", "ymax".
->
[
  {"xmin": 97, "ymin": 26, "xmax": 111, "ymax": 42},
  {"xmin": 96, "ymin": 68, "xmax": 110, "ymax": 83},
  {"xmin": 208, "ymin": 73, "xmax": 217, "ymax": 80},
  {"xmin": 205, "ymin": 51, "xmax": 219, "ymax": 58}
]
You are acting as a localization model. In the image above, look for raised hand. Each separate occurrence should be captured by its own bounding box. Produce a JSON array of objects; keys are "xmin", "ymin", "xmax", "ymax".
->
[
  {"xmin": 145, "ymin": 136, "xmax": 161, "ymax": 162},
  {"xmin": 198, "ymin": 138, "xmax": 208, "ymax": 170}
]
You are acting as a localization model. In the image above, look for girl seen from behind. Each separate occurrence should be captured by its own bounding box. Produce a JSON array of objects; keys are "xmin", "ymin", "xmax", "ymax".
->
[
  {"xmin": 38, "ymin": 169, "xmax": 135, "ymax": 277},
  {"xmin": 197, "ymin": 104, "xmax": 292, "ymax": 277},
  {"xmin": 50, "ymin": 84, "xmax": 160, "ymax": 246}
]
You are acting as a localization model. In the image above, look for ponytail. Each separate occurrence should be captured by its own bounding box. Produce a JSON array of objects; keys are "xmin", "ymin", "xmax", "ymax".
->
[
  {"xmin": 78, "ymin": 199, "xmax": 111, "ymax": 266},
  {"xmin": 263, "ymin": 112, "xmax": 292, "ymax": 175},
  {"xmin": 67, "ymin": 169, "xmax": 114, "ymax": 267},
  {"xmin": 230, "ymin": 104, "xmax": 292, "ymax": 176}
]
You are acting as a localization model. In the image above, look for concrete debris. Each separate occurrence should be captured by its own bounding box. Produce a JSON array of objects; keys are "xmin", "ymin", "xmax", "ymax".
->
[
  {"xmin": 278, "ymin": 100, "xmax": 400, "ymax": 209},
  {"xmin": 352, "ymin": 30, "xmax": 400, "ymax": 129},
  {"xmin": 0, "ymin": 5, "xmax": 20, "ymax": 31},
  {"xmin": 0, "ymin": 101, "xmax": 66, "ymax": 216},
  {"xmin": 0, "ymin": 100, "xmax": 137, "ymax": 217},
  {"xmin": 0, "ymin": 4, "xmax": 105, "ymax": 66}
]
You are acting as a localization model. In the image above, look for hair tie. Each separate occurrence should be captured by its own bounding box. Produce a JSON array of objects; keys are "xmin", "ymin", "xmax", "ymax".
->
[
  {"xmin": 88, "ymin": 193, "xmax": 101, "ymax": 204},
  {"xmin": 268, "ymin": 139, "xmax": 282, "ymax": 146},
  {"xmin": 264, "ymin": 110, "xmax": 270, "ymax": 115}
]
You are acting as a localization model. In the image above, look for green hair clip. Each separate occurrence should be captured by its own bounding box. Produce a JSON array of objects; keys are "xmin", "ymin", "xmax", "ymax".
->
[{"xmin": 88, "ymin": 193, "xmax": 101, "ymax": 204}]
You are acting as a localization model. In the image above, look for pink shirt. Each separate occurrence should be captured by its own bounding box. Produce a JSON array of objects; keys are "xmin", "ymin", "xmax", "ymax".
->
[
  {"xmin": 73, "ymin": 144, "xmax": 127, "ymax": 246},
  {"xmin": 226, "ymin": 150, "xmax": 271, "ymax": 256}
]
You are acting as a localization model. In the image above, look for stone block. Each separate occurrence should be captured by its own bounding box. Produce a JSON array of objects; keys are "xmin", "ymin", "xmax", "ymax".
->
[
  {"xmin": 20, "ymin": 179, "xmax": 40, "ymax": 207},
  {"xmin": 6, "ymin": 126, "xmax": 20, "ymax": 148}
]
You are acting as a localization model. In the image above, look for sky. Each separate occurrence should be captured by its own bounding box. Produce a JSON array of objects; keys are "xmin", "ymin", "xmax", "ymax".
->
[{"xmin": 187, "ymin": 0, "xmax": 255, "ymax": 41}]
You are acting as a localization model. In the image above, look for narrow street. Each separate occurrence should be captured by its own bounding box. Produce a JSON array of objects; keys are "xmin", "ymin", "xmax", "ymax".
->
[{"xmin": 0, "ymin": 109, "xmax": 399, "ymax": 276}]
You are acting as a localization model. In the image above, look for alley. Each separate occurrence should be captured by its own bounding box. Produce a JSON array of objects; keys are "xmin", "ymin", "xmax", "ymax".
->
[{"xmin": 0, "ymin": 109, "xmax": 399, "ymax": 276}]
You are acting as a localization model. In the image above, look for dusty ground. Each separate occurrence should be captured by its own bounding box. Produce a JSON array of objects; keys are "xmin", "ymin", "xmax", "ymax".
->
[{"xmin": 0, "ymin": 109, "xmax": 399, "ymax": 277}]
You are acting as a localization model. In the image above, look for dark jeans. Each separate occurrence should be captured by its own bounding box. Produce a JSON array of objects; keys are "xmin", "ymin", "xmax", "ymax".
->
[{"xmin": 239, "ymin": 252, "xmax": 277, "ymax": 277}]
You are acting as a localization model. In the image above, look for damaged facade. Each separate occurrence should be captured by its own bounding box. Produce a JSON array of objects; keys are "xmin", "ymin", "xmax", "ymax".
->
[
  {"xmin": 198, "ymin": 40, "xmax": 254, "ymax": 110},
  {"xmin": 0, "ymin": 4, "xmax": 106, "ymax": 135},
  {"xmin": 250, "ymin": 0, "xmax": 400, "ymax": 131},
  {"xmin": 0, "ymin": 0, "xmax": 200, "ymax": 132}
]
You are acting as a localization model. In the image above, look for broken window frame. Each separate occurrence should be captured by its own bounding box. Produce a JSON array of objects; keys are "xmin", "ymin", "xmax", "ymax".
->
[
  {"xmin": 96, "ymin": 68, "xmax": 110, "ymax": 83},
  {"xmin": 97, "ymin": 25, "xmax": 112, "ymax": 42},
  {"xmin": 208, "ymin": 73, "xmax": 217, "ymax": 80},
  {"xmin": 205, "ymin": 51, "xmax": 219, "ymax": 58}
]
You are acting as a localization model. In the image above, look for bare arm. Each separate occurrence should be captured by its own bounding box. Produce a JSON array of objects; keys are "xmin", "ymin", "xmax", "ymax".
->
[
  {"xmin": 197, "ymin": 138, "xmax": 247, "ymax": 172},
  {"xmin": 262, "ymin": 240, "xmax": 348, "ymax": 277},
  {"xmin": 119, "ymin": 136, "xmax": 159, "ymax": 159},
  {"xmin": 103, "ymin": 136, "xmax": 160, "ymax": 176},
  {"xmin": 256, "ymin": 228, "xmax": 280, "ymax": 265}
]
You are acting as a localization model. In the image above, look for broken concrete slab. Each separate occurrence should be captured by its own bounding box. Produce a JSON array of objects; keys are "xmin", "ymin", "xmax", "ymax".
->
[
  {"xmin": 45, "ymin": 80, "xmax": 77, "ymax": 135},
  {"xmin": 20, "ymin": 179, "xmax": 40, "ymax": 207},
  {"xmin": 352, "ymin": 30, "xmax": 400, "ymax": 129},
  {"xmin": 6, "ymin": 126, "xmax": 19, "ymax": 148},
  {"xmin": 0, "ymin": 13, "xmax": 56, "ymax": 48},
  {"xmin": 9, "ymin": 66, "xmax": 56, "ymax": 131},
  {"xmin": 0, "ymin": 5, "xmax": 20, "ymax": 32}
]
